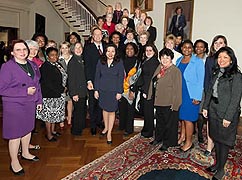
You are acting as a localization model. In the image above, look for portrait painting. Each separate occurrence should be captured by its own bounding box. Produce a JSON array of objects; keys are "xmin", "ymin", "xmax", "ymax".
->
[
  {"xmin": 130, "ymin": 0, "xmax": 153, "ymax": 13},
  {"xmin": 164, "ymin": 0, "xmax": 194, "ymax": 40}
]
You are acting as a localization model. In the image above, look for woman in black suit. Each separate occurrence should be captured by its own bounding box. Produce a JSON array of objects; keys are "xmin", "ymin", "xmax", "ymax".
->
[
  {"xmin": 144, "ymin": 16, "xmax": 157, "ymax": 44},
  {"xmin": 203, "ymin": 47, "xmax": 242, "ymax": 180},
  {"xmin": 37, "ymin": 47, "xmax": 67, "ymax": 142},
  {"xmin": 94, "ymin": 44, "xmax": 124, "ymax": 144},
  {"xmin": 67, "ymin": 42, "xmax": 87, "ymax": 136},
  {"xmin": 137, "ymin": 44, "xmax": 160, "ymax": 138}
]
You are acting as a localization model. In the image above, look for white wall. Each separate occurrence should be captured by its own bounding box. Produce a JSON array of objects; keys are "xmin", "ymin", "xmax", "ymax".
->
[
  {"xmin": 0, "ymin": 0, "xmax": 69, "ymax": 44},
  {"xmin": 29, "ymin": 0, "xmax": 69, "ymax": 44}
]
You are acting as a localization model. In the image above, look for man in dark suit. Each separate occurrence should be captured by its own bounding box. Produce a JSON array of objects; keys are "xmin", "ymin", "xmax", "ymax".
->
[
  {"xmin": 168, "ymin": 6, "xmax": 186, "ymax": 38},
  {"xmin": 83, "ymin": 28, "xmax": 105, "ymax": 135}
]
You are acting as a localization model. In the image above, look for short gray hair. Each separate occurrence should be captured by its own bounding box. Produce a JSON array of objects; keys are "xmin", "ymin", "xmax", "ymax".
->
[{"xmin": 25, "ymin": 40, "xmax": 39, "ymax": 49}]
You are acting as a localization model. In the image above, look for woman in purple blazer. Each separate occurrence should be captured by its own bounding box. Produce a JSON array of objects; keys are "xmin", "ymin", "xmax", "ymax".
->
[{"xmin": 0, "ymin": 40, "xmax": 42, "ymax": 175}]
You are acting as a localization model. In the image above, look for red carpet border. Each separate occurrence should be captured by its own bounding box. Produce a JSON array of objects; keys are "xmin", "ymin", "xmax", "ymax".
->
[{"xmin": 62, "ymin": 134, "xmax": 242, "ymax": 180}]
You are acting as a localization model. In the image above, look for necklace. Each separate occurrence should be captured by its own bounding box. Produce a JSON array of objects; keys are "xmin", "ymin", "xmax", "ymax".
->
[{"xmin": 17, "ymin": 62, "xmax": 31, "ymax": 77}]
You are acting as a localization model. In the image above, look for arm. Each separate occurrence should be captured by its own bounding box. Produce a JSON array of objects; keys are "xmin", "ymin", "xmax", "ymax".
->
[
  {"xmin": 0, "ymin": 64, "xmax": 28, "ymax": 97},
  {"xmin": 67, "ymin": 59, "xmax": 78, "ymax": 97},
  {"xmin": 94, "ymin": 61, "xmax": 101, "ymax": 91},
  {"xmin": 117, "ymin": 61, "xmax": 124, "ymax": 94},
  {"xmin": 172, "ymin": 69, "xmax": 182, "ymax": 111},
  {"xmin": 224, "ymin": 74, "xmax": 242, "ymax": 122}
]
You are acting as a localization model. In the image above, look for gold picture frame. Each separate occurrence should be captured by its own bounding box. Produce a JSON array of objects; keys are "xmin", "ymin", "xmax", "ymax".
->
[
  {"xmin": 164, "ymin": 0, "xmax": 194, "ymax": 39},
  {"xmin": 130, "ymin": 0, "xmax": 153, "ymax": 13}
]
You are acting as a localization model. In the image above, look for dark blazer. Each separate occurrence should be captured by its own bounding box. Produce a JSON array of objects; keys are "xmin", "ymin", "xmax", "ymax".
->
[
  {"xmin": 40, "ymin": 61, "xmax": 65, "ymax": 98},
  {"xmin": 136, "ymin": 56, "xmax": 160, "ymax": 95},
  {"xmin": 67, "ymin": 54, "xmax": 87, "ymax": 98},
  {"xmin": 94, "ymin": 60, "xmax": 124, "ymax": 93},
  {"xmin": 83, "ymin": 42, "xmax": 106, "ymax": 84},
  {"xmin": 127, "ymin": 18, "xmax": 135, "ymax": 30},
  {"xmin": 168, "ymin": 14, "xmax": 186, "ymax": 36},
  {"xmin": 147, "ymin": 26, "xmax": 157, "ymax": 44},
  {"xmin": 112, "ymin": 10, "xmax": 123, "ymax": 24},
  {"xmin": 204, "ymin": 56, "xmax": 216, "ymax": 92},
  {"xmin": 203, "ymin": 72, "xmax": 242, "ymax": 146}
]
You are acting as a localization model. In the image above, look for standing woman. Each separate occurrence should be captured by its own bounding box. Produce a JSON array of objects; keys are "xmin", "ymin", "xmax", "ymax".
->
[
  {"xmin": 119, "ymin": 42, "xmax": 139, "ymax": 135},
  {"xmin": 144, "ymin": 16, "xmax": 157, "ymax": 44},
  {"xmin": 176, "ymin": 40, "xmax": 204, "ymax": 152},
  {"xmin": 203, "ymin": 47, "xmax": 242, "ymax": 180},
  {"xmin": 59, "ymin": 41, "xmax": 73, "ymax": 127},
  {"xmin": 94, "ymin": 44, "xmax": 124, "ymax": 144},
  {"xmin": 31, "ymin": 33, "xmax": 48, "ymax": 62},
  {"xmin": 137, "ymin": 44, "xmax": 160, "ymax": 138},
  {"xmin": 37, "ymin": 47, "xmax": 67, "ymax": 142},
  {"xmin": 204, "ymin": 35, "xmax": 227, "ymax": 156},
  {"xmin": 67, "ymin": 42, "xmax": 87, "ymax": 136},
  {"xmin": 148, "ymin": 48, "xmax": 182, "ymax": 150},
  {"xmin": 0, "ymin": 40, "xmax": 42, "ymax": 175}
]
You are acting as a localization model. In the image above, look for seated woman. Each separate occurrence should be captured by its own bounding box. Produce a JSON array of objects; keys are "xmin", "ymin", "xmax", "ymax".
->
[
  {"xmin": 37, "ymin": 47, "xmax": 67, "ymax": 142},
  {"xmin": 148, "ymin": 48, "xmax": 182, "ymax": 151},
  {"xmin": 0, "ymin": 40, "xmax": 42, "ymax": 175}
]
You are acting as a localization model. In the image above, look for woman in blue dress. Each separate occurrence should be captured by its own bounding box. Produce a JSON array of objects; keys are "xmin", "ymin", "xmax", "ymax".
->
[
  {"xmin": 176, "ymin": 40, "xmax": 205, "ymax": 152},
  {"xmin": 94, "ymin": 44, "xmax": 124, "ymax": 144}
]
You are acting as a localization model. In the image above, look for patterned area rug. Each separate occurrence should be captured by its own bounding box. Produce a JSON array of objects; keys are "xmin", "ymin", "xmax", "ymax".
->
[{"xmin": 62, "ymin": 134, "xmax": 242, "ymax": 180}]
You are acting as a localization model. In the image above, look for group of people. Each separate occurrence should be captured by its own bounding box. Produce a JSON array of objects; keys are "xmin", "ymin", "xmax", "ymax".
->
[{"xmin": 0, "ymin": 3, "xmax": 241, "ymax": 180}]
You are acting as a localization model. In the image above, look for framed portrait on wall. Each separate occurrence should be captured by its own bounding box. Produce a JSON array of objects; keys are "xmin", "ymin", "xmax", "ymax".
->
[
  {"xmin": 164, "ymin": 0, "xmax": 194, "ymax": 40},
  {"xmin": 130, "ymin": 0, "xmax": 153, "ymax": 13}
]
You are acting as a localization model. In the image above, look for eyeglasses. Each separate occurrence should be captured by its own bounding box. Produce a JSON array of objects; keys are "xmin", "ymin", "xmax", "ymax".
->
[{"xmin": 14, "ymin": 48, "xmax": 28, "ymax": 52}]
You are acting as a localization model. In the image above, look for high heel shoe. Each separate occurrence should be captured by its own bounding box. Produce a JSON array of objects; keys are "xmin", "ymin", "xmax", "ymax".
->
[
  {"xmin": 10, "ymin": 165, "xmax": 25, "ymax": 176},
  {"xmin": 107, "ymin": 140, "xmax": 112, "ymax": 144},
  {"xmin": 179, "ymin": 144, "xmax": 194, "ymax": 153},
  {"xmin": 100, "ymin": 130, "xmax": 107, "ymax": 136},
  {"xmin": 21, "ymin": 155, "xmax": 39, "ymax": 162}
]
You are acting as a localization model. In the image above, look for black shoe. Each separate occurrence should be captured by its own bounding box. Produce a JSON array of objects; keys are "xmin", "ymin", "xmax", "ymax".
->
[
  {"xmin": 212, "ymin": 176, "xmax": 219, "ymax": 180},
  {"xmin": 179, "ymin": 144, "xmax": 194, "ymax": 153},
  {"xmin": 107, "ymin": 140, "xmax": 112, "ymax": 144},
  {"xmin": 21, "ymin": 156, "xmax": 39, "ymax": 162},
  {"xmin": 52, "ymin": 132, "xmax": 61, "ymax": 137},
  {"xmin": 10, "ymin": 165, "xmax": 25, "ymax": 176},
  {"xmin": 100, "ymin": 130, "xmax": 107, "ymax": 136},
  {"xmin": 149, "ymin": 140, "xmax": 161, "ymax": 145},
  {"xmin": 123, "ymin": 131, "xmax": 132, "ymax": 137},
  {"xmin": 159, "ymin": 145, "xmax": 168, "ymax": 151},
  {"xmin": 206, "ymin": 165, "xmax": 217, "ymax": 173},
  {"xmin": 204, "ymin": 150, "xmax": 211, "ymax": 157},
  {"xmin": 91, "ymin": 128, "xmax": 96, "ymax": 136},
  {"xmin": 45, "ymin": 135, "xmax": 57, "ymax": 142}
]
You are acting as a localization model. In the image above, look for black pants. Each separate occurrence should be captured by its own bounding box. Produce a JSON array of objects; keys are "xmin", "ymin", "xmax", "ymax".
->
[
  {"xmin": 155, "ymin": 106, "xmax": 179, "ymax": 147},
  {"xmin": 119, "ymin": 97, "xmax": 135, "ymax": 133},
  {"xmin": 88, "ymin": 90, "xmax": 102, "ymax": 128},
  {"xmin": 214, "ymin": 141, "xmax": 230, "ymax": 179},
  {"xmin": 141, "ymin": 97, "xmax": 154, "ymax": 137},
  {"xmin": 71, "ymin": 97, "xmax": 87, "ymax": 135}
]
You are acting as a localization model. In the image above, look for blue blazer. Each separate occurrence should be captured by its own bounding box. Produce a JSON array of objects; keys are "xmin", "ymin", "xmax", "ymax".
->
[{"xmin": 176, "ymin": 54, "xmax": 205, "ymax": 101}]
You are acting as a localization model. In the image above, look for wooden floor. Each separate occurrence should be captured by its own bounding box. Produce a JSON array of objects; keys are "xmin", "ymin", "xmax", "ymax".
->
[
  {"xmin": 1, "ymin": 104, "xmax": 242, "ymax": 180},
  {"xmin": 0, "ymin": 114, "xmax": 140, "ymax": 180}
]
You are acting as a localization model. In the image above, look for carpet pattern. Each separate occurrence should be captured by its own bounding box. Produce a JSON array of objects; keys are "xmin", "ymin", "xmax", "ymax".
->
[{"xmin": 62, "ymin": 134, "xmax": 242, "ymax": 180}]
